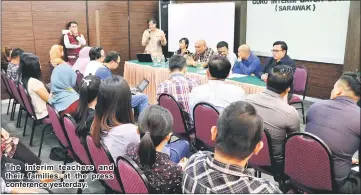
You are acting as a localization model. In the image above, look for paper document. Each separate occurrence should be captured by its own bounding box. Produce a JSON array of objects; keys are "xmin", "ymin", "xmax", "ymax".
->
[
  {"xmin": 352, "ymin": 166, "xmax": 359, "ymax": 172},
  {"xmin": 198, "ymin": 70, "xmax": 207, "ymax": 74},
  {"xmin": 228, "ymin": 74, "xmax": 247, "ymax": 78}
]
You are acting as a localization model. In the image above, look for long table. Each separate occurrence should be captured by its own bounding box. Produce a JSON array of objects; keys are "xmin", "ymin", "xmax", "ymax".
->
[{"xmin": 123, "ymin": 60, "xmax": 267, "ymax": 104}]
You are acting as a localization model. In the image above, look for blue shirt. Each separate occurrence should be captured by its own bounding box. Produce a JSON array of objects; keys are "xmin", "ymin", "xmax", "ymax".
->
[
  {"xmin": 232, "ymin": 53, "xmax": 261, "ymax": 75},
  {"xmin": 305, "ymin": 96, "xmax": 360, "ymax": 186},
  {"xmin": 95, "ymin": 65, "xmax": 112, "ymax": 80}
]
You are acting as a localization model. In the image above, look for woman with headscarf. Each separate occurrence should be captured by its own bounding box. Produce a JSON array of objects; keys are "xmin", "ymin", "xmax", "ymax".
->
[
  {"xmin": 72, "ymin": 46, "xmax": 91, "ymax": 74},
  {"xmin": 49, "ymin": 63, "xmax": 79, "ymax": 116},
  {"xmin": 49, "ymin": 45, "xmax": 66, "ymax": 67}
]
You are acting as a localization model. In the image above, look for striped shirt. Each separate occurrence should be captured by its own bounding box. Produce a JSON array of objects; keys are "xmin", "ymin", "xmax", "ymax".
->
[
  {"xmin": 6, "ymin": 62, "xmax": 19, "ymax": 81},
  {"xmin": 182, "ymin": 151, "xmax": 282, "ymax": 194},
  {"xmin": 156, "ymin": 73, "xmax": 200, "ymax": 113}
]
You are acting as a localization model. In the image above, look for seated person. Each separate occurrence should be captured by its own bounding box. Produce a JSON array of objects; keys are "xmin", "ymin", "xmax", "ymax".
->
[
  {"xmin": 176, "ymin": 38, "xmax": 192, "ymax": 56},
  {"xmin": 1, "ymin": 47, "xmax": 12, "ymax": 71},
  {"xmin": 6, "ymin": 48, "xmax": 24, "ymax": 81},
  {"xmin": 49, "ymin": 63, "xmax": 79, "ymax": 117},
  {"xmin": 156, "ymin": 55, "xmax": 199, "ymax": 128},
  {"xmin": 216, "ymin": 41, "xmax": 237, "ymax": 69},
  {"xmin": 182, "ymin": 101, "xmax": 282, "ymax": 193},
  {"xmin": 187, "ymin": 40, "xmax": 215, "ymax": 68},
  {"xmin": 49, "ymin": 45, "xmax": 67, "ymax": 67},
  {"xmin": 74, "ymin": 75, "xmax": 100, "ymax": 140},
  {"xmin": 305, "ymin": 72, "xmax": 360, "ymax": 194},
  {"xmin": 95, "ymin": 51, "xmax": 149, "ymax": 113},
  {"xmin": 189, "ymin": 55, "xmax": 246, "ymax": 113},
  {"xmin": 19, "ymin": 53, "xmax": 50, "ymax": 120},
  {"xmin": 126, "ymin": 105, "xmax": 183, "ymax": 194},
  {"xmin": 90, "ymin": 75, "xmax": 139, "ymax": 161},
  {"xmin": 258, "ymin": 41, "xmax": 296, "ymax": 101},
  {"xmin": 72, "ymin": 46, "xmax": 91, "ymax": 74},
  {"xmin": 232, "ymin": 44, "xmax": 261, "ymax": 76},
  {"xmin": 84, "ymin": 46, "xmax": 105, "ymax": 76},
  {"xmin": 246, "ymin": 65, "xmax": 300, "ymax": 169}
]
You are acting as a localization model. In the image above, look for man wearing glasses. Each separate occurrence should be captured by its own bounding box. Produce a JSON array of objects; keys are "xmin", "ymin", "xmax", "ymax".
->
[{"xmin": 258, "ymin": 41, "xmax": 296, "ymax": 100}]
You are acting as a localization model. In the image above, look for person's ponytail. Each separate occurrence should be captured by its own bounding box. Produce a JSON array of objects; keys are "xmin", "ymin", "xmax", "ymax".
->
[
  {"xmin": 138, "ymin": 131, "xmax": 156, "ymax": 169},
  {"xmin": 75, "ymin": 81, "xmax": 90, "ymax": 137}
]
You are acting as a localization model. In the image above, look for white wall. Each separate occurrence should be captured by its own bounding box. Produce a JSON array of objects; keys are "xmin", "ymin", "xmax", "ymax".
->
[
  {"xmin": 247, "ymin": 1, "xmax": 350, "ymax": 64},
  {"xmin": 168, "ymin": 2, "xmax": 235, "ymax": 53}
]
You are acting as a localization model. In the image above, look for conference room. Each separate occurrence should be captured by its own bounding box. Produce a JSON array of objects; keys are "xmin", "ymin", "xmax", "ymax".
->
[{"xmin": 1, "ymin": 0, "xmax": 360, "ymax": 194}]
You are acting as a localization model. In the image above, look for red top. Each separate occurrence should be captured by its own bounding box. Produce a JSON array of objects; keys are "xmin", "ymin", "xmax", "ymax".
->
[{"xmin": 59, "ymin": 100, "xmax": 79, "ymax": 117}]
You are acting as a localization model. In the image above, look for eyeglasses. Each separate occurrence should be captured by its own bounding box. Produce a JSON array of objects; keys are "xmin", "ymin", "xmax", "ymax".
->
[{"xmin": 271, "ymin": 49, "xmax": 284, "ymax": 53}]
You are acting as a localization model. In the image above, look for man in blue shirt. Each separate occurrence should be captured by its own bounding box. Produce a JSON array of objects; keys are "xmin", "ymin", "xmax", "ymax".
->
[
  {"xmin": 232, "ymin": 44, "xmax": 261, "ymax": 75},
  {"xmin": 95, "ymin": 51, "xmax": 149, "ymax": 113}
]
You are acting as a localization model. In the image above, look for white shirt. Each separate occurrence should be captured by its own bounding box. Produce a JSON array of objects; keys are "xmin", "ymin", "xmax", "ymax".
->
[
  {"xmin": 101, "ymin": 123, "xmax": 140, "ymax": 162},
  {"xmin": 189, "ymin": 80, "xmax": 246, "ymax": 116},
  {"xmin": 63, "ymin": 34, "xmax": 86, "ymax": 49},
  {"xmin": 215, "ymin": 52, "xmax": 238, "ymax": 70},
  {"xmin": 28, "ymin": 78, "xmax": 48, "ymax": 119},
  {"xmin": 84, "ymin": 60, "xmax": 103, "ymax": 76}
]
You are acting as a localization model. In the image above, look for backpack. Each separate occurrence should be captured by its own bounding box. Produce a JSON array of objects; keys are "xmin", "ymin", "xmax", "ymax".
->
[{"xmin": 165, "ymin": 139, "xmax": 190, "ymax": 163}]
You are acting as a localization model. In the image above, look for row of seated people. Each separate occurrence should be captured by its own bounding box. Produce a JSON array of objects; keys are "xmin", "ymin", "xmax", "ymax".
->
[{"xmin": 2, "ymin": 44, "xmax": 360, "ymax": 193}]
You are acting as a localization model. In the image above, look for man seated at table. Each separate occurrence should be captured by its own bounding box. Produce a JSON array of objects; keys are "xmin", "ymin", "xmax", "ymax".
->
[
  {"xmin": 232, "ymin": 44, "xmax": 261, "ymax": 76},
  {"xmin": 95, "ymin": 51, "xmax": 149, "ymax": 113},
  {"xmin": 84, "ymin": 46, "xmax": 105, "ymax": 76},
  {"xmin": 246, "ymin": 65, "xmax": 300, "ymax": 174},
  {"xmin": 156, "ymin": 55, "xmax": 199, "ymax": 130},
  {"xmin": 305, "ymin": 72, "xmax": 360, "ymax": 194},
  {"xmin": 182, "ymin": 101, "xmax": 282, "ymax": 194},
  {"xmin": 187, "ymin": 40, "xmax": 215, "ymax": 68},
  {"xmin": 189, "ymin": 55, "xmax": 246, "ymax": 113},
  {"xmin": 216, "ymin": 41, "xmax": 237, "ymax": 69}
]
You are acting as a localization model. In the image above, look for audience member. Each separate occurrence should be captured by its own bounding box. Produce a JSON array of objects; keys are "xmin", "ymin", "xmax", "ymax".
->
[
  {"xmin": 72, "ymin": 46, "xmax": 91, "ymax": 74},
  {"xmin": 258, "ymin": 41, "xmax": 296, "ymax": 101},
  {"xmin": 189, "ymin": 55, "xmax": 246, "ymax": 113},
  {"xmin": 188, "ymin": 40, "xmax": 215, "ymax": 68},
  {"xmin": 126, "ymin": 105, "xmax": 183, "ymax": 193},
  {"xmin": 84, "ymin": 46, "xmax": 105, "ymax": 76},
  {"xmin": 182, "ymin": 101, "xmax": 282, "ymax": 193},
  {"xmin": 63, "ymin": 21, "xmax": 87, "ymax": 65},
  {"xmin": 142, "ymin": 18, "xmax": 167, "ymax": 56},
  {"xmin": 49, "ymin": 45, "xmax": 66, "ymax": 67},
  {"xmin": 74, "ymin": 75, "xmax": 100, "ymax": 140},
  {"xmin": 216, "ymin": 41, "xmax": 237, "ymax": 69},
  {"xmin": 305, "ymin": 72, "xmax": 360, "ymax": 194},
  {"xmin": 96, "ymin": 51, "xmax": 149, "ymax": 113},
  {"xmin": 90, "ymin": 75, "xmax": 139, "ymax": 161},
  {"xmin": 176, "ymin": 38, "xmax": 192, "ymax": 56},
  {"xmin": 6, "ymin": 48, "xmax": 24, "ymax": 81},
  {"xmin": 246, "ymin": 65, "xmax": 300, "ymax": 170},
  {"xmin": 49, "ymin": 63, "xmax": 79, "ymax": 116},
  {"xmin": 19, "ymin": 53, "xmax": 49, "ymax": 120},
  {"xmin": 1, "ymin": 47, "xmax": 12, "ymax": 71},
  {"xmin": 232, "ymin": 44, "xmax": 261, "ymax": 75}
]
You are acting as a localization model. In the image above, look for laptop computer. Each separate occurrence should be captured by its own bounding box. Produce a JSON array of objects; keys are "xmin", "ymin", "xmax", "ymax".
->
[
  {"xmin": 131, "ymin": 78, "xmax": 149, "ymax": 95},
  {"xmin": 136, "ymin": 53, "xmax": 153, "ymax": 62}
]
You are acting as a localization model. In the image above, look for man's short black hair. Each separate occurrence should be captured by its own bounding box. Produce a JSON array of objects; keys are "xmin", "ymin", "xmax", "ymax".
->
[
  {"xmin": 104, "ymin": 51, "xmax": 120, "ymax": 63},
  {"xmin": 67, "ymin": 21, "xmax": 78, "ymax": 28},
  {"xmin": 216, "ymin": 41, "xmax": 228, "ymax": 49},
  {"xmin": 215, "ymin": 101, "xmax": 263, "ymax": 159},
  {"xmin": 10, "ymin": 48, "xmax": 24, "ymax": 59},
  {"xmin": 147, "ymin": 18, "xmax": 157, "ymax": 25},
  {"xmin": 267, "ymin": 65, "xmax": 294, "ymax": 94},
  {"xmin": 168, "ymin": 55, "xmax": 186, "ymax": 72},
  {"xmin": 208, "ymin": 55, "xmax": 231, "ymax": 80},
  {"xmin": 340, "ymin": 72, "xmax": 361, "ymax": 98},
  {"xmin": 273, "ymin": 41, "xmax": 288, "ymax": 55},
  {"xmin": 89, "ymin": 46, "xmax": 103, "ymax": 61}
]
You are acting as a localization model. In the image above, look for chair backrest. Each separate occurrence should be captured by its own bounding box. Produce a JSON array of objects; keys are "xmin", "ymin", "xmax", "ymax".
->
[
  {"xmin": 62, "ymin": 114, "xmax": 91, "ymax": 165},
  {"xmin": 249, "ymin": 129, "xmax": 273, "ymax": 167},
  {"xmin": 8, "ymin": 77, "xmax": 24, "ymax": 107},
  {"xmin": 85, "ymin": 136, "xmax": 123, "ymax": 192},
  {"xmin": 46, "ymin": 103, "xmax": 70, "ymax": 148},
  {"xmin": 292, "ymin": 66, "xmax": 308, "ymax": 97},
  {"xmin": 158, "ymin": 93, "xmax": 188, "ymax": 135},
  {"xmin": 284, "ymin": 132, "xmax": 335, "ymax": 192},
  {"xmin": 1, "ymin": 70, "xmax": 12, "ymax": 96},
  {"xmin": 18, "ymin": 82, "xmax": 36, "ymax": 119},
  {"xmin": 117, "ymin": 156, "xmax": 150, "ymax": 194},
  {"xmin": 193, "ymin": 102, "xmax": 219, "ymax": 148}
]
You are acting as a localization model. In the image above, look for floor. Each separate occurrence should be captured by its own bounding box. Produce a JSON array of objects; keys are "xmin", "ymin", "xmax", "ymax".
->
[{"xmin": 1, "ymin": 99, "xmax": 355, "ymax": 193}]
